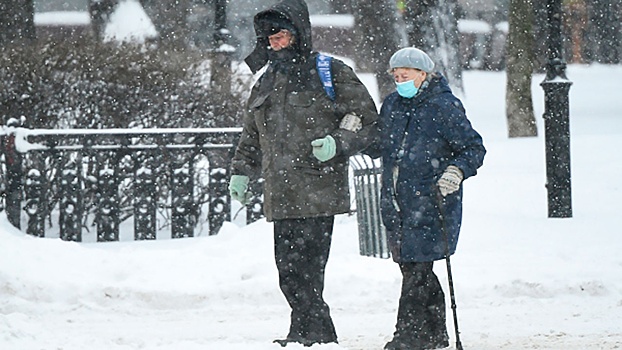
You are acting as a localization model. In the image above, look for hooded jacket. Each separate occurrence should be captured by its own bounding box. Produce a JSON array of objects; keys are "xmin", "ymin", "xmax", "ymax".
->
[
  {"xmin": 245, "ymin": 0, "xmax": 313, "ymax": 74},
  {"xmin": 368, "ymin": 74, "xmax": 486, "ymax": 262},
  {"xmin": 232, "ymin": 0, "xmax": 379, "ymax": 221}
]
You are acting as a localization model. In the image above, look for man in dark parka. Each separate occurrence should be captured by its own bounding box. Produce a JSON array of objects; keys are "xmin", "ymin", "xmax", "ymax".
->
[{"xmin": 228, "ymin": 0, "xmax": 378, "ymax": 346}]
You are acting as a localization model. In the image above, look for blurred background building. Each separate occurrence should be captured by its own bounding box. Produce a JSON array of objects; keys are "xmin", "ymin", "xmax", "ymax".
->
[{"xmin": 30, "ymin": 0, "xmax": 621, "ymax": 70}]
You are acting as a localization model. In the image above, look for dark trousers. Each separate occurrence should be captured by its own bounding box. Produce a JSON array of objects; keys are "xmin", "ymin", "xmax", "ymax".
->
[
  {"xmin": 273, "ymin": 216, "xmax": 337, "ymax": 343},
  {"xmin": 394, "ymin": 261, "xmax": 448, "ymax": 344}
]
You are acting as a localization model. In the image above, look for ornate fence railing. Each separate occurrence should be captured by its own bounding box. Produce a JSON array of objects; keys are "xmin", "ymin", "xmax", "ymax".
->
[
  {"xmin": 0, "ymin": 126, "xmax": 264, "ymax": 242},
  {"xmin": 350, "ymin": 155, "xmax": 389, "ymax": 258}
]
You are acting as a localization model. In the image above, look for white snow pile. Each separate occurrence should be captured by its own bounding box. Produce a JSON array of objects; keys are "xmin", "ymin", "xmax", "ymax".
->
[
  {"xmin": 1, "ymin": 65, "xmax": 621, "ymax": 349},
  {"xmin": 103, "ymin": 0, "xmax": 157, "ymax": 44}
]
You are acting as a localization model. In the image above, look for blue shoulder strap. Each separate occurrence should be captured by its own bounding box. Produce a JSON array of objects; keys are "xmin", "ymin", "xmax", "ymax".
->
[{"xmin": 316, "ymin": 54, "xmax": 336, "ymax": 101}]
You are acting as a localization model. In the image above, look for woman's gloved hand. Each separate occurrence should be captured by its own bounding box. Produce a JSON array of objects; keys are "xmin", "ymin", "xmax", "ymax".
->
[{"xmin": 437, "ymin": 165, "xmax": 463, "ymax": 197}]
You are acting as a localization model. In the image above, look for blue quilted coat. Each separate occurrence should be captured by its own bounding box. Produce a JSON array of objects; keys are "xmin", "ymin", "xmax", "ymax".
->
[{"xmin": 368, "ymin": 74, "xmax": 486, "ymax": 262}]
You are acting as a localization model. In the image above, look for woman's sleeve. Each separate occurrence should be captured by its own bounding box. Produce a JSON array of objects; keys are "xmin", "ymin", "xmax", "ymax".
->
[
  {"xmin": 438, "ymin": 97, "xmax": 486, "ymax": 179},
  {"xmin": 362, "ymin": 98, "xmax": 393, "ymax": 160}
]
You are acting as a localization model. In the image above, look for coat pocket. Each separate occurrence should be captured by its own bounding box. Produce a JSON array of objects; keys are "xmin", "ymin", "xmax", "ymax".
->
[
  {"xmin": 286, "ymin": 91, "xmax": 317, "ymax": 107},
  {"xmin": 287, "ymin": 91, "xmax": 335, "ymax": 132},
  {"xmin": 292, "ymin": 161, "xmax": 334, "ymax": 176}
]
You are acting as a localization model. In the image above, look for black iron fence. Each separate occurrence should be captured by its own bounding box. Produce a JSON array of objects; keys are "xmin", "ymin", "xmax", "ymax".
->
[
  {"xmin": 0, "ymin": 125, "xmax": 389, "ymax": 259},
  {"xmin": 350, "ymin": 155, "xmax": 389, "ymax": 259},
  {"xmin": 0, "ymin": 125, "xmax": 263, "ymax": 242}
]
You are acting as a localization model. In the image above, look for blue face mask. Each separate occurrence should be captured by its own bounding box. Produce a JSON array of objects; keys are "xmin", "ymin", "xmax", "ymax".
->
[{"xmin": 395, "ymin": 80, "xmax": 419, "ymax": 98}]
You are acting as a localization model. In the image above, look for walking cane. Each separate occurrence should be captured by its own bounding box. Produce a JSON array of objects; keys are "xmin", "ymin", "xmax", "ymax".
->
[{"xmin": 436, "ymin": 189, "xmax": 464, "ymax": 350}]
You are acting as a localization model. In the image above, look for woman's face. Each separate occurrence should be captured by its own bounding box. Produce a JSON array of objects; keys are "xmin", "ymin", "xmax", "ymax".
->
[{"xmin": 392, "ymin": 68, "xmax": 427, "ymax": 88}]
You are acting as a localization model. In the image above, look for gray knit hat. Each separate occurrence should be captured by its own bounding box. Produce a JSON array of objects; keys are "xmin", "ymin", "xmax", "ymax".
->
[{"xmin": 389, "ymin": 47, "xmax": 435, "ymax": 73}]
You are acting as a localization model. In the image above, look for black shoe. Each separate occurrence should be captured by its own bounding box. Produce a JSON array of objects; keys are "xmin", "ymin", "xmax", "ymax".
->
[
  {"xmin": 422, "ymin": 332, "xmax": 449, "ymax": 349},
  {"xmin": 274, "ymin": 338, "xmax": 307, "ymax": 347},
  {"xmin": 273, "ymin": 337, "xmax": 337, "ymax": 348},
  {"xmin": 384, "ymin": 337, "xmax": 424, "ymax": 350}
]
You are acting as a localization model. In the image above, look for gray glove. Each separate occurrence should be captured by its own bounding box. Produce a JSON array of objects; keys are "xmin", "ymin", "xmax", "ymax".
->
[{"xmin": 437, "ymin": 165, "xmax": 463, "ymax": 197}]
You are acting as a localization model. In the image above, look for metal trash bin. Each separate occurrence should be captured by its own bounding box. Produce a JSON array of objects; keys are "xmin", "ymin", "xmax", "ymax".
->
[{"xmin": 350, "ymin": 155, "xmax": 390, "ymax": 259}]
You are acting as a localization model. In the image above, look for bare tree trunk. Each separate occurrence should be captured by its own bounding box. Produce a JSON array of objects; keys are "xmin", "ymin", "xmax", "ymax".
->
[
  {"xmin": 563, "ymin": 0, "xmax": 588, "ymax": 64},
  {"xmin": 586, "ymin": 0, "xmax": 621, "ymax": 64},
  {"xmin": 506, "ymin": 0, "xmax": 537, "ymax": 138},
  {"xmin": 402, "ymin": 0, "xmax": 463, "ymax": 94},
  {"xmin": 0, "ymin": 0, "xmax": 35, "ymax": 45},
  {"xmin": 531, "ymin": 1, "xmax": 549, "ymax": 72},
  {"xmin": 351, "ymin": 0, "xmax": 402, "ymax": 100}
]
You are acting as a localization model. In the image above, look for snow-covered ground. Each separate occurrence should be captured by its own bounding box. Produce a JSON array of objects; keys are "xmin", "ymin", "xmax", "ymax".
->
[{"xmin": 1, "ymin": 65, "xmax": 621, "ymax": 350}]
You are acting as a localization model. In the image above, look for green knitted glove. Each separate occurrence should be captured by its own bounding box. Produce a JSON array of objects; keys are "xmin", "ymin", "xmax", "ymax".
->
[
  {"xmin": 229, "ymin": 175, "xmax": 252, "ymax": 205},
  {"xmin": 311, "ymin": 135, "xmax": 337, "ymax": 162}
]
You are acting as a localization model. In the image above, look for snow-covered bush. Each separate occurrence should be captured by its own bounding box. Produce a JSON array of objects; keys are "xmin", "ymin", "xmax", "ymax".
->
[
  {"xmin": 0, "ymin": 39, "xmax": 253, "ymax": 238},
  {"xmin": 0, "ymin": 39, "xmax": 249, "ymax": 129}
]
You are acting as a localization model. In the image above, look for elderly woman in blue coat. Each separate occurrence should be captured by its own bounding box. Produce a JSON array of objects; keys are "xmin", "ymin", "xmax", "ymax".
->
[{"xmin": 366, "ymin": 47, "xmax": 486, "ymax": 350}]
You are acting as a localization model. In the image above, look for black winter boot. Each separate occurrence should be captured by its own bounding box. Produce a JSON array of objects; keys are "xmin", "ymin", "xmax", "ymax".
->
[
  {"xmin": 273, "ymin": 336, "xmax": 337, "ymax": 348},
  {"xmin": 273, "ymin": 337, "xmax": 313, "ymax": 347},
  {"xmin": 426, "ymin": 332, "xmax": 449, "ymax": 349},
  {"xmin": 421, "ymin": 303, "xmax": 449, "ymax": 349},
  {"xmin": 383, "ymin": 334, "xmax": 424, "ymax": 350}
]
